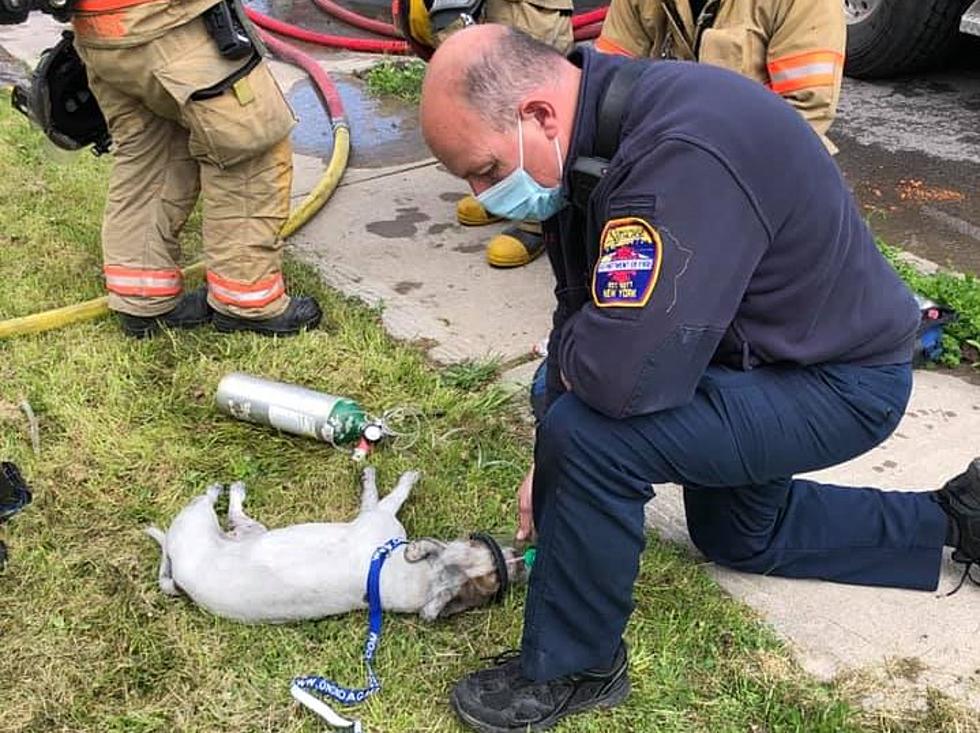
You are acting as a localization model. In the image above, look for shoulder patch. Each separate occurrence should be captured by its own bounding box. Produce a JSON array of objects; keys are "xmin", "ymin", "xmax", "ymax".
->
[{"xmin": 591, "ymin": 217, "xmax": 663, "ymax": 308}]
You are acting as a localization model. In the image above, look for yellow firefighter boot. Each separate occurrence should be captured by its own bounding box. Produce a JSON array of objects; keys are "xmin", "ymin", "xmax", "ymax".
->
[
  {"xmin": 486, "ymin": 222, "xmax": 545, "ymax": 268},
  {"xmin": 457, "ymin": 194, "xmax": 503, "ymax": 226}
]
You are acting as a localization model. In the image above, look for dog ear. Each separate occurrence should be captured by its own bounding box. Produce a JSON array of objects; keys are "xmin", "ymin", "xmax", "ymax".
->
[
  {"xmin": 419, "ymin": 585, "xmax": 456, "ymax": 621},
  {"xmin": 437, "ymin": 571, "xmax": 500, "ymax": 618},
  {"xmin": 404, "ymin": 538, "xmax": 445, "ymax": 563},
  {"xmin": 419, "ymin": 564, "xmax": 468, "ymax": 621}
]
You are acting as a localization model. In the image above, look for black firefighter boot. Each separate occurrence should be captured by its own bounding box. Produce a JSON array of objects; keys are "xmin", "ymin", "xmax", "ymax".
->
[
  {"xmin": 936, "ymin": 457, "xmax": 980, "ymax": 593},
  {"xmin": 118, "ymin": 286, "xmax": 213, "ymax": 339},
  {"xmin": 212, "ymin": 295, "xmax": 322, "ymax": 337}
]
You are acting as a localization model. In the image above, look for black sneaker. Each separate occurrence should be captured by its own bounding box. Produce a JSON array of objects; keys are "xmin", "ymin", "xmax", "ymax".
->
[
  {"xmin": 118, "ymin": 286, "xmax": 212, "ymax": 339},
  {"xmin": 936, "ymin": 457, "xmax": 980, "ymax": 594},
  {"xmin": 0, "ymin": 462, "xmax": 32, "ymax": 570},
  {"xmin": 0, "ymin": 462, "xmax": 31, "ymax": 524},
  {"xmin": 450, "ymin": 644, "xmax": 630, "ymax": 733},
  {"xmin": 212, "ymin": 295, "xmax": 322, "ymax": 337}
]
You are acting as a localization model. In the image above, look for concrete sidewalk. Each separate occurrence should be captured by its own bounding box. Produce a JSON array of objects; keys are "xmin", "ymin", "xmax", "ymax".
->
[
  {"xmin": 275, "ymin": 59, "xmax": 555, "ymax": 365},
  {"xmin": 2, "ymin": 22, "xmax": 977, "ymax": 717}
]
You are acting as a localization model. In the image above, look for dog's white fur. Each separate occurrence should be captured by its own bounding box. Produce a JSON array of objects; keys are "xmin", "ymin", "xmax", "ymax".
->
[{"xmin": 146, "ymin": 468, "xmax": 522, "ymax": 623}]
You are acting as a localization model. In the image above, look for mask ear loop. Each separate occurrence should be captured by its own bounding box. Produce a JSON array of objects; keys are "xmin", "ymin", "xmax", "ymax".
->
[
  {"xmin": 517, "ymin": 114, "xmax": 526, "ymax": 170},
  {"xmin": 522, "ymin": 113, "xmax": 565, "ymax": 183}
]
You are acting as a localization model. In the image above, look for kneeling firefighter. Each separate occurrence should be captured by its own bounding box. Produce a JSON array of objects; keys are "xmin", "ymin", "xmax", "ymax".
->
[
  {"xmin": 394, "ymin": 0, "xmax": 572, "ymax": 268},
  {"xmin": 7, "ymin": 0, "xmax": 321, "ymax": 337}
]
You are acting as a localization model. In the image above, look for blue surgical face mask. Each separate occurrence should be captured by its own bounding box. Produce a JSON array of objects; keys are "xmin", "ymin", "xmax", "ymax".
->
[{"xmin": 476, "ymin": 116, "xmax": 566, "ymax": 221}]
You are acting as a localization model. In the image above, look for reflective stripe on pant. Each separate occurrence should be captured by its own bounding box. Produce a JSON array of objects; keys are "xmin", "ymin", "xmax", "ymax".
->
[
  {"xmin": 206, "ymin": 269, "xmax": 286, "ymax": 310},
  {"xmin": 520, "ymin": 362, "xmax": 948, "ymax": 682},
  {"xmin": 76, "ymin": 18, "xmax": 294, "ymax": 318},
  {"xmin": 103, "ymin": 265, "xmax": 183, "ymax": 298},
  {"xmin": 85, "ymin": 73, "xmax": 199, "ymax": 316}
]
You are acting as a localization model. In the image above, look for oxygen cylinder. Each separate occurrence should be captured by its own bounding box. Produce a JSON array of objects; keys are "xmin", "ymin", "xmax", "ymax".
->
[{"xmin": 215, "ymin": 373, "xmax": 374, "ymax": 446}]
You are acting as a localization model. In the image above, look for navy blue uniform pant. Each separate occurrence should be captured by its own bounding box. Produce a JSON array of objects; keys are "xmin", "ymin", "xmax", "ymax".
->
[{"xmin": 521, "ymin": 362, "xmax": 949, "ymax": 682}]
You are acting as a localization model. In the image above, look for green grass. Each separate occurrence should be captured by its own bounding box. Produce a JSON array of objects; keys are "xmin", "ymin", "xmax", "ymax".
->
[
  {"xmin": 0, "ymin": 93, "xmax": 973, "ymax": 733},
  {"xmin": 360, "ymin": 59, "xmax": 426, "ymax": 104},
  {"xmin": 440, "ymin": 358, "xmax": 502, "ymax": 391},
  {"xmin": 878, "ymin": 240, "xmax": 980, "ymax": 367}
]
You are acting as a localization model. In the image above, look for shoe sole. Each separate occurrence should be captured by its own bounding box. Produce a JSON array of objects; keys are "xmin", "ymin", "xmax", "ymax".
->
[
  {"xmin": 486, "ymin": 253, "xmax": 531, "ymax": 268},
  {"xmin": 212, "ymin": 316, "xmax": 321, "ymax": 337},
  {"xmin": 458, "ymin": 214, "xmax": 504, "ymax": 227},
  {"xmin": 486, "ymin": 239, "xmax": 546, "ymax": 268},
  {"xmin": 166, "ymin": 318, "xmax": 212, "ymax": 329},
  {"xmin": 121, "ymin": 318, "xmax": 212, "ymax": 339},
  {"xmin": 449, "ymin": 677, "xmax": 630, "ymax": 733},
  {"xmin": 486, "ymin": 247, "xmax": 545, "ymax": 268}
]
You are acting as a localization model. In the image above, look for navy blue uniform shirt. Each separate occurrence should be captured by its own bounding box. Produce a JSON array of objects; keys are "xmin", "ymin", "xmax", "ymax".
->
[{"xmin": 542, "ymin": 48, "xmax": 920, "ymax": 419}]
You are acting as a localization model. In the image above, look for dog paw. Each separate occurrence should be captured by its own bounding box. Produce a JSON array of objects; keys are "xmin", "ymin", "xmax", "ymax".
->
[
  {"xmin": 205, "ymin": 483, "xmax": 224, "ymax": 502},
  {"xmin": 399, "ymin": 470, "xmax": 421, "ymax": 486},
  {"xmin": 159, "ymin": 576, "xmax": 181, "ymax": 597},
  {"xmin": 229, "ymin": 481, "xmax": 246, "ymax": 498}
]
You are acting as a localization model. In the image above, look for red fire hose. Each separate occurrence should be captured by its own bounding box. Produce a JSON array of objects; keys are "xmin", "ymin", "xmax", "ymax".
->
[
  {"xmin": 308, "ymin": 1, "xmax": 606, "ymax": 38},
  {"xmin": 310, "ymin": 0, "xmax": 404, "ymax": 38},
  {"xmin": 574, "ymin": 21, "xmax": 602, "ymax": 41},
  {"xmin": 247, "ymin": 2, "xmax": 608, "ymax": 54},
  {"xmin": 571, "ymin": 7, "xmax": 607, "ymax": 28},
  {"xmin": 260, "ymin": 30, "xmax": 348, "ymax": 122},
  {"xmin": 246, "ymin": 7, "xmax": 411, "ymax": 53}
]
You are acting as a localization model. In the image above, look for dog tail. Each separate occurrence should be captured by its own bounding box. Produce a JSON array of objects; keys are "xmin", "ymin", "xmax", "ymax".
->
[
  {"xmin": 145, "ymin": 525, "xmax": 166, "ymax": 549},
  {"xmin": 145, "ymin": 525, "xmax": 181, "ymax": 597}
]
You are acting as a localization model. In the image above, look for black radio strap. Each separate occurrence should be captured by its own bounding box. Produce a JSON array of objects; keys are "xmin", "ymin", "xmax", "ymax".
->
[
  {"xmin": 594, "ymin": 59, "xmax": 646, "ymax": 161},
  {"xmin": 570, "ymin": 59, "xmax": 646, "ymax": 210}
]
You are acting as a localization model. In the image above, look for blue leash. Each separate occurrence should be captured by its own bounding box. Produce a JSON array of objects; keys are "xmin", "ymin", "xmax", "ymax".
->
[{"xmin": 292, "ymin": 537, "xmax": 407, "ymax": 712}]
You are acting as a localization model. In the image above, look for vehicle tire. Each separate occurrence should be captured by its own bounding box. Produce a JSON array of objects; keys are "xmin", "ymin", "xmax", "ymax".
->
[{"xmin": 844, "ymin": 0, "xmax": 972, "ymax": 78}]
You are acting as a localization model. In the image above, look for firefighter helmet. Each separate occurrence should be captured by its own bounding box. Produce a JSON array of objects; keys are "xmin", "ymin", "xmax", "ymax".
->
[
  {"xmin": 393, "ymin": 0, "xmax": 486, "ymax": 60},
  {"xmin": 11, "ymin": 30, "xmax": 111, "ymax": 154}
]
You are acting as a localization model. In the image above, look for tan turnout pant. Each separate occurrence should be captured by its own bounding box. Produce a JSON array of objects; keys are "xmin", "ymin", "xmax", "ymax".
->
[
  {"xmin": 76, "ymin": 16, "xmax": 296, "ymax": 318},
  {"xmin": 483, "ymin": 0, "xmax": 573, "ymax": 54},
  {"xmin": 434, "ymin": 0, "xmax": 574, "ymax": 54}
]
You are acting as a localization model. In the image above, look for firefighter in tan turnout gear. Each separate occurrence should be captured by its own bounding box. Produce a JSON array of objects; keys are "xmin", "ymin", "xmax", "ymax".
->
[
  {"xmin": 396, "ymin": 0, "xmax": 574, "ymax": 268},
  {"xmin": 70, "ymin": 0, "xmax": 321, "ymax": 337},
  {"xmin": 595, "ymin": 0, "xmax": 846, "ymax": 153}
]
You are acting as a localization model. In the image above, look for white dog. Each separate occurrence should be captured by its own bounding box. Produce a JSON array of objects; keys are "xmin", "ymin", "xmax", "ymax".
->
[{"xmin": 145, "ymin": 468, "xmax": 526, "ymax": 623}]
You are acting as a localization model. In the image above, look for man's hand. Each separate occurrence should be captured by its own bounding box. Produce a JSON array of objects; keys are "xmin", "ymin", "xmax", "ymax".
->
[{"xmin": 516, "ymin": 464, "xmax": 535, "ymax": 542}]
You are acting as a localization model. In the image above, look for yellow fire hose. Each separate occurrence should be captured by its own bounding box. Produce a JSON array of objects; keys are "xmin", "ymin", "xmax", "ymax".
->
[
  {"xmin": 282, "ymin": 126, "xmax": 350, "ymax": 241},
  {"xmin": 0, "ymin": 127, "xmax": 349, "ymax": 340},
  {"xmin": 0, "ymin": 30, "xmax": 351, "ymax": 341}
]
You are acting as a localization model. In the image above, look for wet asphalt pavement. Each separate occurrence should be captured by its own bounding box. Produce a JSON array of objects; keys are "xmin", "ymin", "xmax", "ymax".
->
[{"xmin": 835, "ymin": 42, "xmax": 980, "ymax": 275}]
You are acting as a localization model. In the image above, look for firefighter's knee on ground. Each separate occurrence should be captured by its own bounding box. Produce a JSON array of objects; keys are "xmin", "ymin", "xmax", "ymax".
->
[{"xmin": 683, "ymin": 487, "xmax": 776, "ymax": 569}]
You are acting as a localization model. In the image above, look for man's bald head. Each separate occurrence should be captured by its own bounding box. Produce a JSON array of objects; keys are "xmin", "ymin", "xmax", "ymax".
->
[
  {"xmin": 421, "ymin": 24, "xmax": 580, "ymax": 196},
  {"xmin": 423, "ymin": 25, "xmax": 563, "ymax": 131}
]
